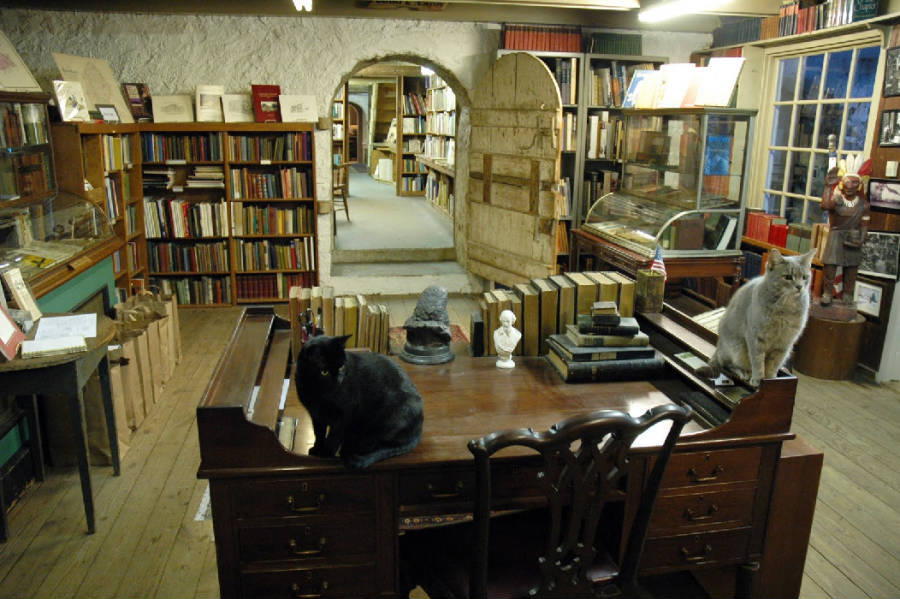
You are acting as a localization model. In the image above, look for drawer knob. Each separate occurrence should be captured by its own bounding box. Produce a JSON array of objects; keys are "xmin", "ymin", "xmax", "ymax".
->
[
  {"xmin": 427, "ymin": 480, "xmax": 465, "ymax": 499},
  {"xmin": 291, "ymin": 580, "xmax": 328, "ymax": 599},
  {"xmin": 687, "ymin": 465, "xmax": 725, "ymax": 483},
  {"xmin": 684, "ymin": 504, "xmax": 719, "ymax": 522},
  {"xmin": 680, "ymin": 544, "xmax": 713, "ymax": 563},
  {"xmin": 288, "ymin": 535, "xmax": 327, "ymax": 557},
  {"xmin": 287, "ymin": 493, "xmax": 326, "ymax": 513}
]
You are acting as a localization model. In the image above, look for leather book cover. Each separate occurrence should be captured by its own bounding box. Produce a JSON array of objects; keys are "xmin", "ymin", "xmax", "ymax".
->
[
  {"xmin": 0, "ymin": 304, "xmax": 24, "ymax": 361},
  {"xmin": 251, "ymin": 84, "xmax": 282, "ymax": 123}
]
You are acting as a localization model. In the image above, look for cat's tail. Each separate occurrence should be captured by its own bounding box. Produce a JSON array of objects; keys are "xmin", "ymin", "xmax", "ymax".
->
[
  {"xmin": 695, "ymin": 356, "xmax": 721, "ymax": 379},
  {"xmin": 345, "ymin": 436, "xmax": 422, "ymax": 470}
]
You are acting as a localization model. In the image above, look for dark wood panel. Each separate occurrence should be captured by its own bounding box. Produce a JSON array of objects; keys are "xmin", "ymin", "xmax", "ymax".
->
[
  {"xmin": 641, "ymin": 528, "xmax": 752, "ymax": 572},
  {"xmin": 660, "ymin": 447, "xmax": 762, "ymax": 489},
  {"xmin": 237, "ymin": 514, "xmax": 376, "ymax": 564},
  {"xmin": 230, "ymin": 476, "xmax": 375, "ymax": 519},
  {"xmin": 650, "ymin": 485, "xmax": 756, "ymax": 536},
  {"xmin": 240, "ymin": 563, "xmax": 377, "ymax": 599}
]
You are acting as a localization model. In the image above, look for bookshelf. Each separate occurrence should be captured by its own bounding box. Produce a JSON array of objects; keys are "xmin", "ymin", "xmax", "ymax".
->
[
  {"xmin": 137, "ymin": 123, "xmax": 317, "ymax": 307},
  {"xmin": 398, "ymin": 75, "xmax": 427, "ymax": 196},
  {"xmin": 420, "ymin": 72, "xmax": 456, "ymax": 218},
  {"xmin": 50, "ymin": 122, "xmax": 147, "ymax": 297},
  {"xmin": 332, "ymin": 82, "xmax": 349, "ymax": 166}
]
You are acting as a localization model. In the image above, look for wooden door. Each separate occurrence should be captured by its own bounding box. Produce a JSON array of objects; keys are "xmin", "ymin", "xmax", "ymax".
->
[{"xmin": 467, "ymin": 53, "xmax": 562, "ymax": 286}]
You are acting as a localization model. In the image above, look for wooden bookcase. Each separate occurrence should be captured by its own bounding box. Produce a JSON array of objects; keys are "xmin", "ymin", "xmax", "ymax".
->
[
  {"xmin": 51, "ymin": 122, "xmax": 147, "ymax": 298},
  {"xmin": 331, "ymin": 82, "xmax": 349, "ymax": 168},
  {"xmin": 419, "ymin": 72, "xmax": 456, "ymax": 219},
  {"xmin": 397, "ymin": 75, "xmax": 427, "ymax": 196}
]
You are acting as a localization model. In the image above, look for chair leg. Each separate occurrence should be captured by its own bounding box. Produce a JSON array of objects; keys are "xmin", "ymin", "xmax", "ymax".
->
[{"xmin": 342, "ymin": 192, "xmax": 350, "ymax": 222}]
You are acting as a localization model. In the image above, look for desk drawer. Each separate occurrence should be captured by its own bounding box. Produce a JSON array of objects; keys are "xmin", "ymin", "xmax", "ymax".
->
[
  {"xmin": 661, "ymin": 447, "xmax": 761, "ymax": 489},
  {"xmin": 399, "ymin": 464, "xmax": 543, "ymax": 509},
  {"xmin": 238, "ymin": 514, "xmax": 376, "ymax": 564},
  {"xmin": 241, "ymin": 564, "xmax": 375, "ymax": 599},
  {"xmin": 641, "ymin": 529, "xmax": 751, "ymax": 572},
  {"xmin": 231, "ymin": 476, "xmax": 374, "ymax": 519},
  {"xmin": 649, "ymin": 487, "xmax": 756, "ymax": 535}
]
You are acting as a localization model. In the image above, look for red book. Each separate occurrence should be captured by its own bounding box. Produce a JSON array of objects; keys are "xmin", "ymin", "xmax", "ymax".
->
[
  {"xmin": 251, "ymin": 84, "xmax": 282, "ymax": 123},
  {"xmin": 769, "ymin": 223, "xmax": 789, "ymax": 247},
  {"xmin": 0, "ymin": 304, "xmax": 25, "ymax": 361}
]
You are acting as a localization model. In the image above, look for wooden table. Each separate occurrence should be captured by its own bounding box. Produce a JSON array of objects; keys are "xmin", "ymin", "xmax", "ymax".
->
[
  {"xmin": 197, "ymin": 307, "xmax": 816, "ymax": 599},
  {"xmin": 0, "ymin": 315, "xmax": 119, "ymax": 535}
]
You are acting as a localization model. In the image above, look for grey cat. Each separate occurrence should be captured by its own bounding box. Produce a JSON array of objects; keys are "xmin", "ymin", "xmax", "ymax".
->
[{"xmin": 697, "ymin": 249, "xmax": 814, "ymax": 387}]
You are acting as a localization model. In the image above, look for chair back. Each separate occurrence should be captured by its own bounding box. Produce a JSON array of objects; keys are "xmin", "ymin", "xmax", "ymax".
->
[
  {"xmin": 467, "ymin": 404, "xmax": 692, "ymax": 599},
  {"xmin": 332, "ymin": 163, "xmax": 347, "ymax": 190}
]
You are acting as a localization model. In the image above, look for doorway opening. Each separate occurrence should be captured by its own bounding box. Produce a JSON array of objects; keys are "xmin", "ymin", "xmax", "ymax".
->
[{"xmin": 330, "ymin": 59, "xmax": 460, "ymax": 267}]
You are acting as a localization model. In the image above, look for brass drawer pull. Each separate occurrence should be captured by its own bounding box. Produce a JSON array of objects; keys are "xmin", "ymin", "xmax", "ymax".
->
[
  {"xmin": 291, "ymin": 580, "xmax": 328, "ymax": 598},
  {"xmin": 427, "ymin": 480, "xmax": 465, "ymax": 499},
  {"xmin": 680, "ymin": 544, "xmax": 713, "ymax": 563},
  {"xmin": 687, "ymin": 465, "xmax": 725, "ymax": 483},
  {"xmin": 288, "ymin": 536, "xmax": 327, "ymax": 557},
  {"xmin": 286, "ymin": 493, "xmax": 326, "ymax": 513},
  {"xmin": 684, "ymin": 504, "xmax": 719, "ymax": 521}
]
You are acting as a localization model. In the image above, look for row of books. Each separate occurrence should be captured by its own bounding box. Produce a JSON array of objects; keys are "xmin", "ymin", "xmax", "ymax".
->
[
  {"xmin": 471, "ymin": 270, "xmax": 635, "ymax": 359},
  {"xmin": 582, "ymin": 168, "xmax": 620, "ymax": 217},
  {"xmin": 230, "ymin": 167, "xmax": 312, "ymax": 199},
  {"xmin": 400, "ymin": 175, "xmax": 426, "ymax": 192},
  {"xmin": 585, "ymin": 112, "xmax": 625, "ymax": 160},
  {"xmin": 9, "ymin": 153, "xmax": 51, "ymax": 199},
  {"xmin": 126, "ymin": 203, "xmax": 139, "ymax": 235},
  {"xmin": 501, "ymin": 24, "xmax": 582, "ymax": 52},
  {"xmin": 427, "ymin": 87, "xmax": 456, "ymax": 113},
  {"xmin": 237, "ymin": 273, "xmax": 314, "ymax": 300},
  {"xmin": 289, "ymin": 286, "xmax": 392, "ymax": 353},
  {"xmin": 423, "ymin": 135, "xmax": 455, "ymax": 163},
  {"xmin": 102, "ymin": 134, "xmax": 132, "ymax": 172},
  {"xmin": 403, "ymin": 138, "xmax": 424, "ymax": 153},
  {"xmin": 402, "ymin": 93, "xmax": 426, "ymax": 117},
  {"xmin": 228, "ymin": 131, "xmax": 313, "ymax": 162},
  {"xmin": 104, "ymin": 175, "xmax": 120, "ymax": 221},
  {"xmin": 587, "ymin": 32, "xmax": 642, "ymax": 56},
  {"xmin": 143, "ymin": 198, "xmax": 228, "ymax": 239},
  {"xmin": 127, "ymin": 241, "xmax": 139, "ymax": 271},
  {"xmin": 148, "ymin": 240, "xmax": 229, "ymax": 273},
  {"xmin": 140, "ymin": 133, "xmax": 224, "ymax": 163},
  {"xmin": 549, "ymin": 58, "xmax": 579, "ymax": 105},
  {"xmin": 426, "ymin": 112, "xmax": 456, "ymax": 136},
  {"xmin": 1, "ymin": 102, "xmax": 47, "ymax": 149},
  {"xmin": 587, "ymin": 62, "xmax": 657, "ymax": 108},
  {"xmin": 402, "ymin": 158, "xmax": 426, "ymax": 174},
  {"xmin": 402, "ymin": 117, "xmax": 426, "ymax": 134},
  {"xmin": 556, "ymin": 221, "xmax": 569, "ymax": 255},
  {"xmin": 425, "ymin": 170, "xmax": 454, "ymax": 213},
  {"xmin": 186, "ymin": 166, "xmax": 225, "ymax": 189},
  {"xmin": 236, "ymin": 238, "xmax": 317, "ymax": 271},
  {"xmin": 231, "ymin": 203, "xmax": 315, "ymax": 236},
  {"xmin": 153, "ymin": 275, "xmax": 231, "ymax": 305},
  {"xmin": 621, "ymin": 58, "xmax": 745, "ymax": 110},
  {"xmin": 562, "ymin": 113, "xmax": 577, "ymax": 152}
]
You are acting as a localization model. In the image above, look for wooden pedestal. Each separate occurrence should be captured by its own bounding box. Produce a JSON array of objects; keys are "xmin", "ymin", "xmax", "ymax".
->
[{"xmin": 794, "ymin": 313, "xmax": 865, "ymax": 379}]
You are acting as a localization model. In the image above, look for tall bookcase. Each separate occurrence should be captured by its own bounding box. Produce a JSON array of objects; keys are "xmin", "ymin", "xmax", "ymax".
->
[
  {"xmin": 332, "ymin": 82, "xmax": 349, "ymax": 168},
  {"xmin": 51, "ymin": 122, "xmax": 147, "ymax": 297},
  {"xmin": 419, "ymin": 72, "xmax": 457, "ymax": 219},
  {"xmin": 136, "ymin": 123, "xmax": 317, "ymax": 307},
  {"xmin": 398, "ymin": 75, "xmax": 427, "ymax": 196}
]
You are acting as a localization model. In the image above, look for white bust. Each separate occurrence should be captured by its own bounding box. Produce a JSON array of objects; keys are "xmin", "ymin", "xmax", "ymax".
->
[{"xmin": 493, "ymin": 309, "xmax": 522, "ymax": 369}]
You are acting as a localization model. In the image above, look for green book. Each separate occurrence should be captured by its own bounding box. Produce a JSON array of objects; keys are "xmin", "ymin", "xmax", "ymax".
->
[
  {"xmin": 565, "ymin": 324, "xmax": 649, "ymax": 348},
  {"xmin": 546, "ymin": 349, "xmax": 665, "ymax": 383},
  {"xmin": 548, "ymin": 334, "xmax": 655, "ymax": 362}
]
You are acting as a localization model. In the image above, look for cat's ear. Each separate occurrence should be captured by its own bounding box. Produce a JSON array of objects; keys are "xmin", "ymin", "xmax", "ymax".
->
[
  {"xmin": 768, "ymin": 248, "xmax": 784, "ymax": 268},
  {"xmin": 800, "ymin": 249, "xmax": 815, "ymax": 267},
  {"xmin": 335, "ymin": 334, "xmax": 352, "ymax": 347}
]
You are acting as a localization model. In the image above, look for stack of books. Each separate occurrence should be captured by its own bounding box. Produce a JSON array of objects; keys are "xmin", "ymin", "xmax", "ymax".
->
[{"xmin": 546, "ymin": 300, "xmax": 665, "ymax": 383}]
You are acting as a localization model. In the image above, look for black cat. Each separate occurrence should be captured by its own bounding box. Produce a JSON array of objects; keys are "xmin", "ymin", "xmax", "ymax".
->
[{"xmin": 295, "ymin": 334, "xmax": 424, "ymax": 469}]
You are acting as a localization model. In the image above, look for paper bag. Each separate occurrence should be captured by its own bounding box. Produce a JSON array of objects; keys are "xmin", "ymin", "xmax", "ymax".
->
[
  {"xmin": 157, "ymin": 314, "xmax": 173, "ymax": 381},
  {"xmin": 164, "ymin": 295, "xmax": 181, "ymax": 361},
  {"xmin": 120, "ymin": 335, "xmax": 146, "ymax": 429},
  {"xmin": 146, "ymin": 319, "xmax": 165, "ymax": 402},
  {"xmin": 134, "ymin": 329, "xmax": 155, "ymax": 411},
  {"xmin": 106, "ymin": 352, "xmax": 131, "ymax": 459}
]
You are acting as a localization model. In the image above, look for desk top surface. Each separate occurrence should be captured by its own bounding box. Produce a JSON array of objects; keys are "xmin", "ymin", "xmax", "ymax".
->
[{"xmin": 0, "ymin": 314, "xmax": 115, "ymax": 372}]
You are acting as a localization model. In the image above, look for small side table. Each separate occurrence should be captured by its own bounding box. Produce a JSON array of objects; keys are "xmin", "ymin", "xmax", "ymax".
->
[
  {"xmin": 0, "ymin": 315, "xmax": 119, "ymax": 535},
  {"xmin": 794, "ymin": 313, "xmax": 866, "ymax": 380}
]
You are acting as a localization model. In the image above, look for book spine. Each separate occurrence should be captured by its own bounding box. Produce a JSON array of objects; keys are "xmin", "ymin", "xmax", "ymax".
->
[{"xmin": 551, "ymin": 354, "xmax": 666, "ymax": 383}]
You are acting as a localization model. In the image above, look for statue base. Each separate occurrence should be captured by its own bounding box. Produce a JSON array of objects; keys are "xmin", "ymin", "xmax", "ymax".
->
[
  {"xmin": 496, "ymin": 358, "xmax": 515, "ymax": 369},
  {"xmin": 399, "ymin": 342, "xmax": 455, "ymax": 365},
  {"xmin": 810, "ymin": 298, "xmax": 858, "ymax": 322}
]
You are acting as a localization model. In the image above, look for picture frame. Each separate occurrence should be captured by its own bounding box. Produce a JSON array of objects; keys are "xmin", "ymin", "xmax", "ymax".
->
[
  {"xmin": 0, "ymin": 31, "xmax": 41, "ymax": 92},
  {"xmin": 221, "ymin": 94, "xmax": 255, "ymax": 123},
  {"xmin": 854, "ymin": 279, "xmax": 884, "ymax": 318},
  {"xmin": 96, "ymin": 104, "xmax": 120, "ymax": 124},
  {"xmin": 868, "ymin": 178, "xmax": 900, "ymax": 211},
  {"xmin": 879, "ymin": 110, "xmax": 900, "ymax": 146},
  {"xmin": 151, "ymin": 94, "xmax": 194, "ymax": 123},
  {"xmin": 52, "ymin": 79, "xmax": 91, "ymax": 122},
  {"xmin": 279, "ymin": 94, "xmax": 317, "ymax": 123},
  {"xmin": 884, "ymin": 46, "xmax": 900, "ymax": 97},
  {"xmin": 860, "ymin": 231, "xmax": 900, "ymax": 280}
]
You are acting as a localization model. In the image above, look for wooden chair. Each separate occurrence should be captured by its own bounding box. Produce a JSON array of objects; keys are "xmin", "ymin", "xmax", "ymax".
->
[
  {"xmin": 402, "ymin": 404, "xmax": 693, "ymax": 599},
  {"xmin": 332, "ymin": 162, "xmax": 351, "ymax": 234}
]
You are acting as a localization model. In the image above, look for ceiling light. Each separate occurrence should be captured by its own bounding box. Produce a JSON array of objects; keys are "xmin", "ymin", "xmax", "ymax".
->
[
  {"xmin": 293, "ymin": 0, "xmax": 312, "ymax": 11},
  {"xmin": 638, "ymin": 0, "xmax": 731, "ymax": 23}
]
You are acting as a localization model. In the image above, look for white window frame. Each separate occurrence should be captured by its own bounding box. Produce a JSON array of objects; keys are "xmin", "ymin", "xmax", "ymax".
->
[{"xmin": 748, "ymin": 30, "xmax": 886, "ymax": 221}]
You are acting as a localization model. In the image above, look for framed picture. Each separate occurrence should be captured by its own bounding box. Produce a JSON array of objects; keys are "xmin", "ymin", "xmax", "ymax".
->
[
  {"xmin": 885, "ymin": 46, "xmax": 900, "ymax": 97},
  {"xmin": 53, "ymin": 79, "xmax": 91, "ymax": 122},
  {"xmin": 855, "ymin": 279, "xmax": 884, "ymax": 317},
  {"xmin": 96, "ymin": 104, "xmax": 120, "ymax": 124},
  {"xmin": 279, "ymin": 94, "xmax": 317, "ymax": 123},
  {"xmin": 860, "ymin": 231, "xmax": 900, "ymax": 280},
  {"xmin": 151, "ymin": 95, "xmax": 194, "ymax": 123},
  {"xmin": 221, "ymin": 94, "xmax": 254, "ymax": 123},
  {"xmin": 868, "ymin": 179, "xmax": 900, "ymax": 211},
  {"xmin": 879, "ymin": 110, "xmax": 900, "ymax": 146}
]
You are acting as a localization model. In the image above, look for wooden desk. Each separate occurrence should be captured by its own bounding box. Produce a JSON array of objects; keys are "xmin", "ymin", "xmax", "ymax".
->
[
  {"xmin": 197, "ymin": 308, "xmax": 812, "ymax": 599},
  {"xmin": 0, "ymin": 316, "xmax": 119, "ymax": 535}
]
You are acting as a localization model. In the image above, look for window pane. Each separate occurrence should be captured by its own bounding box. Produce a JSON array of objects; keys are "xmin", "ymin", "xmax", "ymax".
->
[
  {"xmin": 764, "ymin": 193, "xmax": 782, "ymax": 214},
  {"xmin": 777, "ymin": 58, "xmax": 799, "ymax": 101},
  {"xmin": 817, "ymin": 103, "xmax": 844, "ymax": 148},
  {"xmin": 767, "ymin": 150, "xmax": 787, "ymax": 190},
  {"xmin": 790, "ymin": 152, "xmax": 810, "ymax": 195},
  {"xmin": 794, "ymin": 104, "xmax": 817, "ymax": 147},
  {"xmin": 824, "ymin": 50, "xmax": 852, "ymax": 99},
  {"xmin": 771, "ymin": 105, "xmax": 793, "ymax": 146},
  {"xmin": 807, "ymin": 200, "xmax": 825, "ymax": 224},
  {"xmin": 851, "ymin": 46, "xmax": 881, "ymax": 98},
  {"xmin": 844, "ymin": 102, "xmax": 870, "ymax": 151},
  {"xmin": 785, "ymin": 196, "xmax": 804, "ymax": 223},
  {"xmin": 801, "ymin": 54, "xmax": 824, "ymax": 100},
  {"xmin": 809, "ymin": 152, "xmax": 829, "ymax": 198}
]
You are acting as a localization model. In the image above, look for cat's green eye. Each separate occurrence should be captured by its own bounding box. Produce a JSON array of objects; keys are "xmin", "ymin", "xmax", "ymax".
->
[
  {"xmin": 320, "ymin": 369, "xmax": 329, "ymax": 376},
  {"xmin": 783, "ymin": 275, "xmax": 792, "ymax": 280}
]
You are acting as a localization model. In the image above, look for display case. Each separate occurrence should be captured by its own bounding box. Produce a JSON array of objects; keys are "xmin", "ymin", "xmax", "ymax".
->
[
  {"xmin": 581, "ymin": 108, "xmax": 755, "ymax": 258},
  {"xmin": 1, "ymin": 92, "xmax": 54, "ymax": 204}
]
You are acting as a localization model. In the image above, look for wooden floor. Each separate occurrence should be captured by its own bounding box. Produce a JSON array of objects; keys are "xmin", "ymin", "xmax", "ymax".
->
[{"xmin": 0, "ymin": 299, "xmax": 898, "ymax": 599}]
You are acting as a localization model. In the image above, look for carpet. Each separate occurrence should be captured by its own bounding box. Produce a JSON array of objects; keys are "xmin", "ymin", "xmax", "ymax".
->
[{"xmin": 388, "ymin": 324, "xmax": 469, "ymax": 354}]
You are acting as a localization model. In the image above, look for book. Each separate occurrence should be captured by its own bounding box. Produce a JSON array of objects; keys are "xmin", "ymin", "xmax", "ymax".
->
[
  {"xmin": 585, "ymin": 272, "xmax": 619, "ymax": 304},
  {"xmin": 356, "ymin": 294, "xmax": 369, "ymax": 349},
  {"xmin": 576, "ymin": 315, "xmax": 640, "ymax": 336},
  {"xmin": 565, "ymin": 324, "xmax": 650, "ymax": 348},
  {"xmin": 1, "ymin": 267, "xmax": 41, "ymax": 321},
  {"xmin": 279, "ymin": 94, "xmax": 317, "ymax": 122},
  {"xmin": 591, "ymin": 300, "xmax": 618, "ymax": 316},
  {"xmin": 322, "ymin": 286, "xmax": 335, "ymax": 335},
  {"xmin": 0, "ymin": 304, "xmax": 25, "ymax": 361},
  {"xmin": 151, "ymin": 95, "xmax": 194, "ymax": 123},
  {"xmin": 546, "ymin": 350, "xmax": 666, "ymax": 383},
  {"xmin": 483, "ymin": 291, "xmax": 500, "ymax": 355},
  {"xmin": 470, "ymin": 310, "xmax": 485, "ymax": 357},
  {"xmin": 221, "ymin": 94, "xmax": 255, "ymax": 123},
  {"xmin": 514, "ymin": 283, "xmax": 539, "ymax": 357},
  {"xmin": 343, "ymin": 296, "xmax": 359, "ymax": 348},
  {"xmin": 564, "ymin": 272, "xmax": 598, "ymax": 318},
  {"xmin": 194, "ymin": 85, "xmax": 225, "ymax": 122},
  {"xmin": 549, "ymin": 274, "xmax": 576, "ymax": 333},
  {"xmin": 334, "ymin": 297, "xmax": 345, "ymax": 337},
  {"xmin": 20, "ymin": 335, "xmax": 87, "ymax": 359},
  {"xmin": 504, "ymin": 290, "xmax": 523, "ymax": 356},
  {"xmin": 694, "ymin": 57, "xmax": 745, "ymax": 107},
  {"xmin": 251, "ymin": 84, "xmax": 282, "ymax": 123},
  {"xmin": 548, "ymin": 334, "xmax": 656, "ymax": 362},
  {"xmin": 378, "ymin": 304, "xmax": 389, "ymax": 354},
  {"xmin": 122, "ymin": 82, "xmax": 152, "ymax": 121},
  {"xmin": 532, "ymin": 278, "xmax": 558, "ymax": 355},
  {"xmin": 53, "ymin": 80, "xmax": 91, "ymax": 122},
  {"xmin": 604, "ymin": 271, "xmax": 635, "ymax": 318}
]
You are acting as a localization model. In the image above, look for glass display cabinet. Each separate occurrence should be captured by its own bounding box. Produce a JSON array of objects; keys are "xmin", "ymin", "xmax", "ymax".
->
[{"xmin": 581, "ymin": 108, "xmax": 756, "ymax": 258}]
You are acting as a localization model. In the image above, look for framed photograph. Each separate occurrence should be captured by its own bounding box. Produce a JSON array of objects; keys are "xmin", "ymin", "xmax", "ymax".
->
[
  {"xmin": 53, "ymin": 80, "xmax": 91, "ymax": 122},
  {"xmin": 885, "ymin": 46, "xmax": 900, "ymax": 97},
  {"xmin": 96, "ymin": 104, "xmax": 120, "ymax": 124},
  {"xmin": 879, "ymin": 110, "xmax": 900, "ymax": 146},
  {"xmin": 860, "ymin": 231, "xmax": 900, "ymax": 280},
  {"xmin": 868, "ymin": 179, "xmax": 900, "ymax": 211},
  {"xmin": 151, "ymin": 94, "xmax": 194, "ymax": 123},
  {"xmin": 855, "ymin": 279, "xmax": 883, "ymax": 317}
]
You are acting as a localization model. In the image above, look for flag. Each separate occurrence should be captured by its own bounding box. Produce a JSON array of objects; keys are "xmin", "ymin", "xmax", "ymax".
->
[{"xmin": 650, "ymin": 246, "xmax": 666, "ymax": 280}]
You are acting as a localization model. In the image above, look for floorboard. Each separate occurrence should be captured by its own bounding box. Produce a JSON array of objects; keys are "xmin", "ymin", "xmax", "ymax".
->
[{"xmin": 0, "ymin": 304, "xmax": 897, "ymax": 599}]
